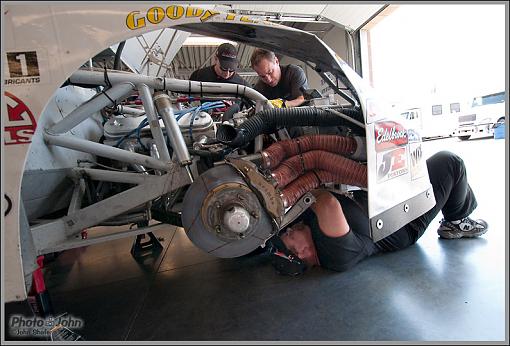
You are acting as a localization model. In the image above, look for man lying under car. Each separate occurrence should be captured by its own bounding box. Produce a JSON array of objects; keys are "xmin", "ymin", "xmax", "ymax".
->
[{"xmin": 269, "ymin": 150, "xmax": 489, "ymax": 276}]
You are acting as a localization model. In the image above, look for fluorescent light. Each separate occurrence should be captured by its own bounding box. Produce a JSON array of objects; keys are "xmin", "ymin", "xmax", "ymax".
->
[{"xmin": 182, "ymin": 36, "xmax": 237, "ymax": 46}]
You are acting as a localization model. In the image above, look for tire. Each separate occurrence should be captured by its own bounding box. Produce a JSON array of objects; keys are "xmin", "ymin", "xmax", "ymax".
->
[{"xmin": 459, "ymin": 135, "xmax": 471, "ymax": 141}]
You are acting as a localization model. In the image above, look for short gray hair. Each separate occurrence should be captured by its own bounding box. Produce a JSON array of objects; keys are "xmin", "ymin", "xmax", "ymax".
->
[{"xmin": 250, "ymin": 49, "xmax": 276, "ymax": 68}]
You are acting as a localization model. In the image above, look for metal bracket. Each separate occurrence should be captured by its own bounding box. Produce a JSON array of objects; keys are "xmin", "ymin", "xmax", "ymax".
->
[
  {"xmin": 279, "ymin": 192, "xmax": 316, "ymax": 230},
  {"xmin": 30, "ymin": 165, "xmax": 191, "ymax": 255},
  {"xmin": 225, "ymin": 158, "xmax": 284, "ymax": 222},
  {"xmin": 67, "ymin": 178, "xmax": 86, "ymax": 215},
  {"xmin": 277, "ymin": 128, "xmax": 291, "ymax": 141}
]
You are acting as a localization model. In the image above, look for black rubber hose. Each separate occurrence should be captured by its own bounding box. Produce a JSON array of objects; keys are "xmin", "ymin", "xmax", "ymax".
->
[
  {"xmin": 114, "ymin": 41, "xmax": 126, "ymax": 71},
  {"xmin": 222, "ymin": 103, "xmax": 240, "ymax": 121},
  {"xmin": 216, "ymin": 107, "xmax": 362, "ymax": 147}
]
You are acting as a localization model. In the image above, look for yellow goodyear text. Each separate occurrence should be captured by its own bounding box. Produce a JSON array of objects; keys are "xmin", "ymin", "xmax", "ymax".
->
[
  {"xmin": 126, "ymin": 6, "xmax": 220, "ymax": 30},
  {"xmin": 225, "ymin": 13, "xmax": 257, "ymax": 23}
]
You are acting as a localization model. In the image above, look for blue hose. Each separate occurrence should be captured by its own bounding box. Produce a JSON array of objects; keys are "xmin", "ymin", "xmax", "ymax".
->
[{"xmin": 114, "ymin": 101, "xmax": 225, "ymax": 148}]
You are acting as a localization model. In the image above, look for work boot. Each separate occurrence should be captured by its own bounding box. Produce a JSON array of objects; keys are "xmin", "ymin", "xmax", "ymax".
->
[{"xmin": 437, "ymin": 217, "xmax": 489, "ymax": 239}]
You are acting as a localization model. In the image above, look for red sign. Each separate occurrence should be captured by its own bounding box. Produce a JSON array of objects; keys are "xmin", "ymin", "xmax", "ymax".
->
[
  {"xmin": 4, "ymin": 91, "xmax": 37, "ymax": 145},
  {"xmin": 374, "ymin": 121, "xmax": 408, "ymax": 152}
]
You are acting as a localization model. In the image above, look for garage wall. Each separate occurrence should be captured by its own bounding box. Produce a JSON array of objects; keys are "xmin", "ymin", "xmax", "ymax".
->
[{"xmin": 280, "ymin": 25, "xmax": 351, "ymax": 97}]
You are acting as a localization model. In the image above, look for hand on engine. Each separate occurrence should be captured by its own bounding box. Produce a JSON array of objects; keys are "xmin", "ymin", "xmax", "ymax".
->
[{"xmin": 269, "ymin": 98, "xmax": 286, "ymax": 108}]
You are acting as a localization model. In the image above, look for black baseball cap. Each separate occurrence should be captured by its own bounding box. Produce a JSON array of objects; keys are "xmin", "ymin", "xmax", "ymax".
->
[
  {"xmin": 267, "ymin": 234, "xmax": 307, "ymax": 276},
  {"xmin": 216, "ymin": 43, "xmax": 239, "ymax": 71}
]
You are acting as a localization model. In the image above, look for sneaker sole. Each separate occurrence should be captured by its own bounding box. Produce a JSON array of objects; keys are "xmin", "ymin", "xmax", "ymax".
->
[{"xmin": 437, "ymin": 227, "xmax": 488, "ymax": 239}]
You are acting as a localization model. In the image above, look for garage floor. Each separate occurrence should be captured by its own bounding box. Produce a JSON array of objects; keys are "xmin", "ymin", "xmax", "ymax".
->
[{"xmin": 31, "ymin": 137, "xmax": 508, "ymax": 341}]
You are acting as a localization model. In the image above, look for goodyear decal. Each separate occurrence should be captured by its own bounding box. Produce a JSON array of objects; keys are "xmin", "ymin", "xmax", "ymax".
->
[
  {"xmin": 4, "ymin": 92, "xmax": 37, "ymax": 145},
  {"xmin": 409, "ymin": 143, "xmax": 426, "ymax": 180},
  {"xmin": 125, "ymin": 6, "xmax": 263, "ymax": 30},
  {"xmin": 376, "ymin": 146, "xmax": 409, "ymax": 183},
  {"xmin": 374, "ymin": 121, "xmax": 408, "ymax": 152},
  {"xmin": 126, "ymin": 6, "xmax": 221, "ymax": 30}
]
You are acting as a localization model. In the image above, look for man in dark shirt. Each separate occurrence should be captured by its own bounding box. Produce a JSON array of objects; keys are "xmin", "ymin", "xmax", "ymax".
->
[
  {"xmin": 270, "ymin": 151, "xmax": 488, "ymax": 275},
  {"xmin": 250, "ymin": 49, "xmax": 308, "ymax": 108},
  {"xmin": 189, "ymin": 43, "xmax": 249, "ymax": 87}
]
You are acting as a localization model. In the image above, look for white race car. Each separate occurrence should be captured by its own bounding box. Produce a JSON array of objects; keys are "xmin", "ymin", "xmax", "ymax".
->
[{"xmin": 3, "ymin": 4, "xmax": 435, "ymax": 308}]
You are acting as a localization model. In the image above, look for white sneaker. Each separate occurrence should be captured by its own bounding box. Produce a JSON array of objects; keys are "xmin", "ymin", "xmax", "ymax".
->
[{"xmin": 437, "ymin": 217, "xmax": 489, "ymax": 239}]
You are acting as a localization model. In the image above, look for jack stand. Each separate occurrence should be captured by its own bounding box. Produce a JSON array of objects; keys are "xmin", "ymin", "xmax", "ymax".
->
[{"xmin": 130, "ymin": 232, "xmax": 163, "ymax": 259}]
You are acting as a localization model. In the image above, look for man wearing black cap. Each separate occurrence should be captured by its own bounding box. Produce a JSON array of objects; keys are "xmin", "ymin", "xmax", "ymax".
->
[
  {"xmin": 269, "ymin": 151, "xmax": 489, "ymax": 276},
  {"xmin": 189, "ymin": 43, "xmax": 249, "ymax": 86}
]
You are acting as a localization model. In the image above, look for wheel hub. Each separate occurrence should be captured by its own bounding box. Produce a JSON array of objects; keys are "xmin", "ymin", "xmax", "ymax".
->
[{"xmin": 181, "ymin": 164, "xmax": 275, "ymax": 258}]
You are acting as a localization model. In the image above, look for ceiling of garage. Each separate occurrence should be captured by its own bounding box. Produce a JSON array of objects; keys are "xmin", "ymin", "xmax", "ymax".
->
[
  {"xmin": 219, "ymin": 3, "xmax": 386, "ymax": 32},
  {"xmin": 91, "ymin": 4, "xmax": 386, "ymax": 86}
]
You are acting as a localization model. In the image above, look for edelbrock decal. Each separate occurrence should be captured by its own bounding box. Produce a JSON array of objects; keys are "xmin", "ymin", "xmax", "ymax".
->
[{"xmin": 374, "ymin": 121, "xmax": 408, "ymax": 152}]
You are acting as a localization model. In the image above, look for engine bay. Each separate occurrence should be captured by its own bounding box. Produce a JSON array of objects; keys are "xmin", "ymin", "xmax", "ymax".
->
[{"xmin": 35, "ymin": 67, "xmax": 368, "ymax": 258}]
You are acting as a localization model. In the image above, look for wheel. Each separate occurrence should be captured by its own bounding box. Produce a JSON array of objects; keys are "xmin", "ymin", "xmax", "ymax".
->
[{"xmin": 459, "ymin": 135, "xmax": 471, "ymax": 141}]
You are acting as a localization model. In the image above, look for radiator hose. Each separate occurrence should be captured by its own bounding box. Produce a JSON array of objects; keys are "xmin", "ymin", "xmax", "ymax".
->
[
  {"xmin": 280, "ymin": 169, "xmax": 368, "ymax": 208},
  {"xmin": 216, "ymin": 107, "xmax": 361, "ymax": 148},
  {"xmin": 271, "ymin": 150, "xmax": 367, "ymax": 189},
  {"xmin": 261, "ymin": 134, "xmax": 360, "ymax": 169}
]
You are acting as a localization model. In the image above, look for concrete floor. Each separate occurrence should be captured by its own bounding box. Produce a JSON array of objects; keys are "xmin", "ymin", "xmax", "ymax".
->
[{"xmin": 30, "ymin": 136, "xmax": 508, "ymax": 341}]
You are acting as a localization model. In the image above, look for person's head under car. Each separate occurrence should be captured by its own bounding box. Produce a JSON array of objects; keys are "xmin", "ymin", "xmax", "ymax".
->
[
  {"xmin": 269, "ymin": 189, "xmax": 356, "ymax": 275},
  {"xmin": 214, "ymin": 42, "xmax": 239, "ymax": 80},
  {"xmin": 250, "ymin": 49, "xmax": 282, "ymax": 87},
  {"xmin": 280, "ymin": 222, "xmax": 320, "ymax": 268}
]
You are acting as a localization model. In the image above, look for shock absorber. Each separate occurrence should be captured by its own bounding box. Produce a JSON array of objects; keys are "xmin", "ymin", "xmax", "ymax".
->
[{"xmin": 153, "ymin": 92, "xmax": 194, "ymax": 181}]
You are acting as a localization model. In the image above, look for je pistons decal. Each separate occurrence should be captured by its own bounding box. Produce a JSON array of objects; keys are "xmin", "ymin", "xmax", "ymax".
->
[
  {"xmin": 4, "ymin": 92, "xmax": 37, "ymax": 145},
  {"xmin": 374, "ymin": 121, "xmax": 408, "ymax": 152},
  {"xmin": 376, "ymin": 146, "xmax": 409, "ymax": 183}
]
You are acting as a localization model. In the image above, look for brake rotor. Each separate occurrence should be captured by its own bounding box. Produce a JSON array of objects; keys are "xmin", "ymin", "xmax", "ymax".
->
[{"xmin": 181, "ymin": 164, "xmax": 275, "ymax": 258}]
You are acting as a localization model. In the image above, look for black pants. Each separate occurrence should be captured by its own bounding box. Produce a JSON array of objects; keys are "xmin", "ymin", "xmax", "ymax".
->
[
  {"xmin": 308, "ymin": 150, "xmax": 479, "ymax": 271},
  {"xmin": 375, "ymin": 150, "xmax": 478, "ymax": 251}
]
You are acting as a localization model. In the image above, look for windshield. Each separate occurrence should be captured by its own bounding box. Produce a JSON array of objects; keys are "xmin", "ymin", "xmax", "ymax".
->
[{"xmin": 472, "ymin": 92, "xmax": 505, "ymax": 107}]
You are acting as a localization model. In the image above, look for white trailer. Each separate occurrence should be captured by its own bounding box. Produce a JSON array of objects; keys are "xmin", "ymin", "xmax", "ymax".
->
[{"xmin": 452, "ymin": 91, "xmax": 506, "ymax": 140}]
